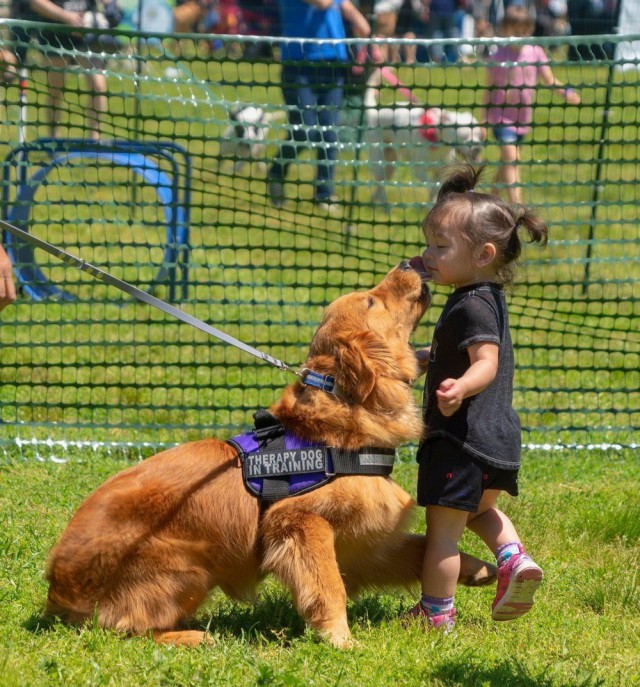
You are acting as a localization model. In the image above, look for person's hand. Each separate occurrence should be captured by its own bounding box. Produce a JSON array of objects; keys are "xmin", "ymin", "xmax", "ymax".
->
[
  {"xmin": 415, "ymin": 347, "xmax": 430, "ymax": 377},
  {"xmin": 0, "ymin": 246, "xmax": 16, "ymax": 312},
  {"xmin": 436, "ymin": 377, "xmax": 466, "ymax": 416},
  {"xmin": 565, "ymin": 89, "xmax": 581, "ymax": 105},
  {"xmin": 66, "ymin": 10, "xmax": 85, "ymax": 27}
]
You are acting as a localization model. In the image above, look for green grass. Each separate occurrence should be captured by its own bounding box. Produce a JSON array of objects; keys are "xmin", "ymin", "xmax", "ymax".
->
[{"xmin": 0, "ymin": 447, "xmax": 639, "ymax": 686}]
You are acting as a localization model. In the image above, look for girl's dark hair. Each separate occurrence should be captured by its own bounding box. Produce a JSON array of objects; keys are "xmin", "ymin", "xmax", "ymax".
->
[{"xmin": 423, "ymin": 164, "xmax": 548, "ymax": 285}]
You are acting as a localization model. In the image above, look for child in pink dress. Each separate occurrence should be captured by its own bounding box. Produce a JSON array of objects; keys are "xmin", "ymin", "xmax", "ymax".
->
[{"xmin": 481, "ymin": 5, "xmax": 581, "ymax": 203}]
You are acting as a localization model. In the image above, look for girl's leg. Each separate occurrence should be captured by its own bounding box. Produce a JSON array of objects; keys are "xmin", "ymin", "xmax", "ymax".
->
[
  {"xmin": 468, "ymin": 489, "xmax": 543, "ymax": 621},
  {"xmin": 405, "ymin": 505, "xmax": 467, "ymax": 629},
  {"xmin": 421, "ymin": 505, "xmax": 469, "ymax": 599},
  {"xmin": 466, "ymin": 488, "xmax": 519, "ymax": 555}
]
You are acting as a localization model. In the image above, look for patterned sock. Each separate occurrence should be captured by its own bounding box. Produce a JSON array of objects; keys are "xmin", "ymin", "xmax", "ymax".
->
[
  {"xmin": 420, "ymin": 594, "xmax": 454, "ymax": 616},
  {"xmin": 496, "ymin": 542, "xmax": 522, "ymax": 567}
]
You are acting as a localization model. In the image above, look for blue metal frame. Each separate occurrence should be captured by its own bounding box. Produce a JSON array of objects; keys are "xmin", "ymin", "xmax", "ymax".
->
[{"xmin": 1, "ymin": 138, "xmax": 191, "ymax": 301}]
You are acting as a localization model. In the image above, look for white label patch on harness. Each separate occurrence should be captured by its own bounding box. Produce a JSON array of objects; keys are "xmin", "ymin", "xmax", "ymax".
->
[{"xmin": 245, "ymin": 448, "xmax": 326, "ymax": 478}]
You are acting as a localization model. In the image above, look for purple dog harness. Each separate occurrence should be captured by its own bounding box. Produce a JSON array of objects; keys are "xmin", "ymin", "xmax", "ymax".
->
[{"xmin": 227, "ymin": 410, "xmax": 396, "ymax": 504}]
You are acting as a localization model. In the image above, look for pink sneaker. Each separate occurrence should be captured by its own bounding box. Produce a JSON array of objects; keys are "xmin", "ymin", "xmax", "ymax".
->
[
  {"xmin": 404, "ymin": 603, "xmax": 457, "ymax": 632},
  {"xmin": 492, "ymin": 546, "xmax": 543, "ymax": 621}
]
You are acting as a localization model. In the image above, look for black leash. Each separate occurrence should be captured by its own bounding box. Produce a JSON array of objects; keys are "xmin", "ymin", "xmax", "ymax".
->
[{"xmin": 0, "ymin": 218, "xmax": 301, "ymax": 376}]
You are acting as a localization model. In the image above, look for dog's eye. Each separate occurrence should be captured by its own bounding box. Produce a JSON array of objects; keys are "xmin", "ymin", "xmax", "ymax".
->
[{"xmin": 367, "ymin": 296, "xmax": 376, "ymax": 309}]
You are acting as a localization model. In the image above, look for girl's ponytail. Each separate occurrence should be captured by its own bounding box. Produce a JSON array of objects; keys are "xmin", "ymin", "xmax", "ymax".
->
[
  {"xmin": 436, "ymin": 164, "xmax": 484, "ymax": 201},
  {"xmin": 513, "ymin": 207, "xmax": 549, "ymax": 248}
]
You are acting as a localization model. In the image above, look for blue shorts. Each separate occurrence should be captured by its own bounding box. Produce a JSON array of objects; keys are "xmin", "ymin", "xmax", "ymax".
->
[
  {"xmin": 416, "ymin": 437, "xmax": 519, "ymax": 512},
  {"xmin": 492, "ymin": 125, "xmax": 525, "ymax": 145}
]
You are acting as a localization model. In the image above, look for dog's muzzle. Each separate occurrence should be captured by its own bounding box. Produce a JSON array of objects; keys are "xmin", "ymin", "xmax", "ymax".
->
[{"xmin": 400, "ymin": 258, "xmax": 432, "ymax": 305}]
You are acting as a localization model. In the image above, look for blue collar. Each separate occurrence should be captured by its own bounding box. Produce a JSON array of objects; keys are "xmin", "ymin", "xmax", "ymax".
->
[{"xmin": 300, "ymin": 368, "xmax": 336, "ymax": 394}]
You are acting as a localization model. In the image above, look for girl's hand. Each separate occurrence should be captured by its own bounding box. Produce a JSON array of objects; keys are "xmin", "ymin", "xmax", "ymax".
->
[
  {"xmin": 436, "ymin": 378, "xmax": 466, "ymax": 417},
  {"xmin": 415, "ymin": 347, "xmax": 430, "ymax": 377}
]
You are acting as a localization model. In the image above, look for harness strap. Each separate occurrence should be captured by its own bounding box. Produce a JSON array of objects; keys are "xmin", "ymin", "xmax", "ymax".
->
[
  {"xmin": 253, "ymin": 409, "xmax": 285, "ymax": 441},
  {"xmin": 251, "ymin": 409, "xmax": 290, "ymax": 503},
  {"xmin": 260, "ymin": 477, "xmax": 291, "ymax": 501},
  {"xmin": 330, "ymin": 447, "xmax": 395, "ymax": 476}
]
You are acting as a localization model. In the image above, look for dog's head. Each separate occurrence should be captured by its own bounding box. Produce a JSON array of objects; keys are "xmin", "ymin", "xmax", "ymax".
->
[
  {"xmin": 308, "ymin": 261, "xmax": 430, "ymax": 403},
  {"xmin": 274, "ymin": 261, "xmax": 430, "ymax": 448},
  {"xmin": 230, "ymin": 105, "xmax": 267, "ymax": 144},
  {"xmin": 421, "ymin": 108, "xmax": 484, "ymax": 162}
]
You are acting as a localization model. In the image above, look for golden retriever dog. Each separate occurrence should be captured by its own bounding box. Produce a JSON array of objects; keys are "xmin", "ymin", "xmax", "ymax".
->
[{"xmin": 45, "ymin": 260, "xmax": 496, "ymax": 649}]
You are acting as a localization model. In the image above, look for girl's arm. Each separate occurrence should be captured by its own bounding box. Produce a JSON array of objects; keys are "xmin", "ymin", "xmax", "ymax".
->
[
  {"xmin": 436, "ymin": 341, "xmax": 498, "ymax": 417},
  {"xmin": 538, "ymin": 63, "xmax": 581, "ymax": 105}
]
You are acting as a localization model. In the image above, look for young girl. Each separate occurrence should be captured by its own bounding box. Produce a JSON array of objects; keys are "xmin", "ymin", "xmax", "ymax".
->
[
  {"xmin": 481, "ymin": 5, "xmax": 581, "ymax": 203},
  {"xmin": 408, "ymin": 164, "xmax": 548, "ymax": 631}
]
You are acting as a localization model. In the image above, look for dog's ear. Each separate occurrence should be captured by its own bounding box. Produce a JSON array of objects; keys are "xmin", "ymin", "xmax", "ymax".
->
[{"xmin": 333, "ymin": 331, "xmax": 388, "ymax": 403}]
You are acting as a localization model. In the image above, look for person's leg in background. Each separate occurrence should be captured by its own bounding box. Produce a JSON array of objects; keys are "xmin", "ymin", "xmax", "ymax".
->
[
  {"xmin": 373, "ymin": 0, "xmax": 403, "ymax": 62},
  {"xmin": 44, "ymin": 54, "xmax": 68, "ymax": 138},
  {"xmin": 268, "ymin": 65, "xmax": 316, "ymax": 206},
  {"xmin": 77, "ymin": 54, "xmax": 107, "ymax": 140},
  {"xmin": 492, "ymin": 126, "xmax": 524, "ymax": 204},
  {"xmin": 313, "ymin": 65, "xmax": 345, "ymax": 207}
]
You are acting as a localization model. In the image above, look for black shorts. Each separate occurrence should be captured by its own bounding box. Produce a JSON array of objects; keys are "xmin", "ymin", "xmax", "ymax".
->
[{"xmin": 417, "ymin": 437, "xmax": 519, "ymax": 512}]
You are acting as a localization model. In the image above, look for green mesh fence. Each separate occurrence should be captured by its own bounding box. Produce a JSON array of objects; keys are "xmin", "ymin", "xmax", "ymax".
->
[{"xmin": 0, "ymin": 20, "xmax": 638, "ymax": 458}]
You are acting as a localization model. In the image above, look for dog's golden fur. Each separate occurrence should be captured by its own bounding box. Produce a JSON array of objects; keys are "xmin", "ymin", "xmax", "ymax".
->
[{"xmin": 46, "ymin": 262, "xmax": 496, "ymax": 648}]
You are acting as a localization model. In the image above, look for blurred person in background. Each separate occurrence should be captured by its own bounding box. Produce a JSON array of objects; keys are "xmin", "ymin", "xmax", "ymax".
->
[
  {"xmin": 10, "ymin": 0, "xmax": 121, "ymax": 139},
  {"xmin": 480, "ymin": 4, "xmax": 581, "ymax": 203},
  {"xmin": 267, "ymin": 0, "xmax": 371, "ymax": 215}
]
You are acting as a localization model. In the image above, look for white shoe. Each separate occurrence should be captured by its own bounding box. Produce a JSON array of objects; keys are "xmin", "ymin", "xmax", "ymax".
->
[{"xmin": 315, "ymin": 195, "xmax": 341, "ymax": 216}]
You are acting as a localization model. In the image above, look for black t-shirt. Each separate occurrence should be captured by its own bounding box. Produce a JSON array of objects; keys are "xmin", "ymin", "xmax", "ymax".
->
[{"xmin": 422, "ymin": 282, "xmax": 521, "ymax": 469}]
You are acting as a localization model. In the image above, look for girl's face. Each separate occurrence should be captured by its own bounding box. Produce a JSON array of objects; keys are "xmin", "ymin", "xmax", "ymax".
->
[{"xmin": 421, "ymin": 223, "xmax": 479, "ymax": 288}]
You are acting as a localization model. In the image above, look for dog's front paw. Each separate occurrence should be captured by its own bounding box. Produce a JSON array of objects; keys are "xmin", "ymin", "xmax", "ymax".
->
[
  {"xmin": 314, "ymin": 616, "xmax": 354, "ymax": 649},
  {"xmin": 320, "ymin": 628, "xmax": 355, "ymax": 650}
]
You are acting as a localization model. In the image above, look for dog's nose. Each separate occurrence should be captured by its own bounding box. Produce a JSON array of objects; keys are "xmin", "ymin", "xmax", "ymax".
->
[{"xmin": 399, "ymin": 260, "xmax": 411, "ymax": 271}]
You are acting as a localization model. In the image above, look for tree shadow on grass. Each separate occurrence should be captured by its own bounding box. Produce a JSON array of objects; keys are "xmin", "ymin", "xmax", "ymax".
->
[{"xmin": 432, "ymin": 654, "xmax": 605, "ymax": 687}]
